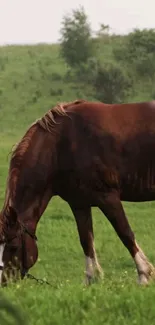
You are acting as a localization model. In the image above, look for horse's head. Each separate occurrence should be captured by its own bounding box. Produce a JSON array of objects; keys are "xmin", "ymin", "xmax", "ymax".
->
[{"xmin": 0, "ymin": 207, "xmax": 38, "ymax": 285}]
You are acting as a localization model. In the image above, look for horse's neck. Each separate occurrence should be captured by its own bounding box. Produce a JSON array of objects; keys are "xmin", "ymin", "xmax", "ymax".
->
[{"xmin": 16, "ymin": 188, "xmax": 53, "ymax": 228}]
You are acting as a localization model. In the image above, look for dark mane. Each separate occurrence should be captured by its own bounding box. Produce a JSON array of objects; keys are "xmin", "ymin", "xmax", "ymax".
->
[
  {"xmin": 2, "ymin": 99, "xmax": 85, "ymax": 217},
  {"xmin": 2, "ymin": 125, "xmax": 37, "ymax": 215}
]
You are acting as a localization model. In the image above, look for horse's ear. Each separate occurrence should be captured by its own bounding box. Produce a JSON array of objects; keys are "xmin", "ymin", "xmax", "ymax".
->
[{"xmin": 8, "ymin": 206, "xmax": 18, "ymax": 226}]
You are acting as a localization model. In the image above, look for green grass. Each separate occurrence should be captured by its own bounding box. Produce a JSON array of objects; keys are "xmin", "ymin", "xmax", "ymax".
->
[
  {"xmin": 1, "ymin": 187, "xmax": 155, "ymax": 325},
  {"xmin": 0, "ymin": 43, "xmax": 155, "ymax": 324}
]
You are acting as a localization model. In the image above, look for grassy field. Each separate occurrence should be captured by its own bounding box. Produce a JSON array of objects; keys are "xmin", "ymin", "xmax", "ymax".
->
[{"xmin": 0, "ymin": 44, "xmax": 155, "ymax": 325}]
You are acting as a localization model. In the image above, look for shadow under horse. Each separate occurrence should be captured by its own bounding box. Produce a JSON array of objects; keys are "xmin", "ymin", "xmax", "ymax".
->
[{"xmin": 0, "ymin": 99, "xmax": 155, "ymax": 285}]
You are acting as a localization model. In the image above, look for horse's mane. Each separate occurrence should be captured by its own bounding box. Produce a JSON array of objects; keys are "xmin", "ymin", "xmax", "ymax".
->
[
  {"xmin": 1, "ymin": 99, "xmax": 86, "ymax": 219},
  {"xmin": 2, "ymin": 125, "xmax": 37, "ymax": 215},
  {"xmin": 36, "ymin": 99, "xmax": 85, "ymax": 133},
  {"xmin": 11, "ymin": 99, "xmax": 85, "ymax": 163}
]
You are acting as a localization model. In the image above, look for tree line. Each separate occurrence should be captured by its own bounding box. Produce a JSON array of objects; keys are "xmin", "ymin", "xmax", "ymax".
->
[{"xmin": 60, "ymin": 6, "xmax": 155, "ymax": 103}]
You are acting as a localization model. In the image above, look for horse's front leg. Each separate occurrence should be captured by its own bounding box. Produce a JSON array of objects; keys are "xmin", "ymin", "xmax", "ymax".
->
[{"xmin": 70, "ymin": 205, "xmax": 103, "ymax": 285}]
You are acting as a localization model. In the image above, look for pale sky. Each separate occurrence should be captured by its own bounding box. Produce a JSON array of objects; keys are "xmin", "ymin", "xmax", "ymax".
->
[{"xmin": 0, "ymin": 0, "xmax": 154, "ymax": 45}]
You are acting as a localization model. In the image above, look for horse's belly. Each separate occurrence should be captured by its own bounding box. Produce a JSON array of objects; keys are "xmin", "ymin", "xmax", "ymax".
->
[{"xmin": 121, "ymin": 179, "xmax": 155, "ymax": 202}]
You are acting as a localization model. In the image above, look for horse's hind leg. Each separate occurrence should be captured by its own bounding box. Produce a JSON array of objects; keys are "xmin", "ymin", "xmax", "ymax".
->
[
  {"xmin": 98, "ymin": 190, "xmax": 154, "ymax": 285},
  {"xmin": 70, "ymin": 205, "xmax": 103, "ymax": 285}
]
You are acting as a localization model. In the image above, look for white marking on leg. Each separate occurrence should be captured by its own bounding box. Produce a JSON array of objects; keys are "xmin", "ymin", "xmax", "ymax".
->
[
  {"xmin": 92, "ymin": 243, "xmax": 103, "ymax": 277},
  {"xmin": 0, "ymin": 244, "xmax": 5, "ymax": 284},
  {"xmin": 134, "ymin": 242, "xmax": 154, "ymax": 284},
  {"xmin": 134, "ymin": 251, "xmax": 149, "ymax": 284},
  {"xmin": 85, "ymin": 256, "xmax": 93, "ymax": 279},
  {"xmin": 85, "ymin": 246, "xmax": 103, "ymax": 284}
]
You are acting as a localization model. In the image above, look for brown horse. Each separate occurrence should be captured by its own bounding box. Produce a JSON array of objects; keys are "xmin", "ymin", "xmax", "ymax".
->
[{"xmin": 0, "ymin": 99, "xmax": 155, "ymax": 286}]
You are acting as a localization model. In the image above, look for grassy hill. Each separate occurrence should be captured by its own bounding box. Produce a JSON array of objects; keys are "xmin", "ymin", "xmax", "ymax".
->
[
  {"xmin": 0, "ymin": 43, "xmax": 155, "ymax": 325},
  {"xmin": 0, "ymin": 44, "xmax": 96, "ymax": 139}
]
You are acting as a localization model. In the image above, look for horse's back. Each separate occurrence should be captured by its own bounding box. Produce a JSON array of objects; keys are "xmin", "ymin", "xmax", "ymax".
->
[
  {"xmin": 67, "ymin": 100, "xmax": 155, "ymax": 138},
  {"xmin": 64, "ymin": 100, "xmax": 155, "ymax": 202}
]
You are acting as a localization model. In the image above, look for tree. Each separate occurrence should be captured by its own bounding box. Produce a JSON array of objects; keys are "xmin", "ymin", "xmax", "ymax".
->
[
  {"xmin": 94, "ymin": 62, "xmax": 131, "ymax": 104},
  {"xmin": 113, "ymin": 28, "xmax": 155, "ymax": 80},
  {"xmin": 114, "ymin": 28, "xmax": 155, "ymax": 63},
  {"xmin": 60, "ymin": 6, "xmax": 94, "ymax": 67},
  {"xmin": 127, "ymin": 28, "xmax": 155, "ymax": 59},
  {"xmin": 95, "ymin": 24, "xmax": 110, "ymax": 38}
]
